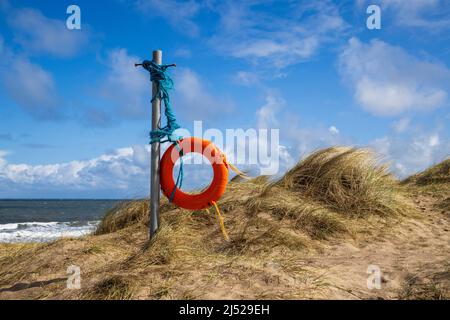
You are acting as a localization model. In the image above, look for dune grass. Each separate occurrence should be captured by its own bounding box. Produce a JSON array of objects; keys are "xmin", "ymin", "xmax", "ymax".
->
[
  {"xmin": 273, "ymin": 147, "xmax": 406, "ymax": 217},
  {"xmin": 401, "ymin": 157, "xmax": 450, "ymax": 217},
  {"xmin": 84, "ymin": 275, "xmax": 134, "ymax": 300},
  {"xmin": 95, "ymin": 200, "xmax": 149, "ymax": 235},
  {"xmin": 403, "ymin": 158, "xmax": 450, "ymax": 185},
  {"xmin": 399, "ymin": 264, "xmax": 450, "ymax": 300}
]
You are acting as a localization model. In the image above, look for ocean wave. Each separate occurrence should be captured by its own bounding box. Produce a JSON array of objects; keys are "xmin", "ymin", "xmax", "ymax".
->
[{"xmin": 0, "ymin": 221, "xmax": 99, "ymax": 243}]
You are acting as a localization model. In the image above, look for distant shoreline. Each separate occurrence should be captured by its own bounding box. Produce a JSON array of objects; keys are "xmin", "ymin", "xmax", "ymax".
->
[{"xmin": 0, "ymin": 199, "xmax": 123, "ymax": 243}]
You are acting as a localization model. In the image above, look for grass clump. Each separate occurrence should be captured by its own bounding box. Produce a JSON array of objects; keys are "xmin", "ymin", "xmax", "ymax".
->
[
  {"xmin": 399, "ymin": 268, "xmax": 450, "ymax": 300},
  {"xmin": 141, "ymin": 212, "xmax": 194, "ymax": 265},
  {"xmin": 403, "ymin": 158, "xmax": 450, "ymax": 186},
  {"xmin": 94, "ymin": 199, "xmax": 173, "ymax": 235},
  {"xmin": 95, "ymin": 200, "xmax": 148, "ymax": 235},
  {"xmin": 274, "ymin": 147, "xmax": 406, "ymax": 217},
  {"xmin": 245, "ymin": 187, "xmax": 346, "ymax": 240},
  {"xmin": 85, "ymin": 275, "xmax": 134, "ymax": 300},
  {"xmin": 96, "ymin": 198, "xmax": 178, "ymax": 235},
  {"xmin": 437, "ymin": 197, "xmax": 450, "ymax": 212}
]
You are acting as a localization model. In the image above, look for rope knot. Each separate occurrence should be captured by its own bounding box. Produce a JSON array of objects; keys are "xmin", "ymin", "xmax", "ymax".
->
[{"xmin": 138, "ymin": 60, "xmax": 181, "ymax": 144}]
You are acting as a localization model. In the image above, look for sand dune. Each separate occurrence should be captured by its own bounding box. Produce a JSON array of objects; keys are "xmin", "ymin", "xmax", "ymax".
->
[{"xmin": 0, "ymin": 147, "xmax": 449, "ymax": 299}]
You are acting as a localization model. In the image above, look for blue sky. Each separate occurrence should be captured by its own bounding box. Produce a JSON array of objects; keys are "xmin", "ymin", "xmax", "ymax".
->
[{"xmin": 0, "ymin": 0, "xmax": 449, "ymax": 198}]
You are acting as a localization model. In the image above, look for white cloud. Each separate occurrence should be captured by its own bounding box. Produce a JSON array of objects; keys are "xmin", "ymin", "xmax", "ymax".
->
[
  {"xmin": 339, "ymin": 38, "xmax": 450, "ymax": 116},
  {"xmin": 329, "ymin": 126, "xmax": 339, "ymax": 135},
  {"xmin": 128, "ymin": 1, "xmax": 348, "ymax": 68},
  {"xmin": 209, "ymin": 0, "xmax": 348, "ymax": 68},
  {"xmin": 288, "ymin": 125, "xmax": 348, "ymax": 160},
  {"xmin": 135, "ymin": 0, "xmax": 201, "ymax": 37},
  {"xmin": 274, "ymin": 123, "xmax": 350, "ymax": 176},
  {"xmin": 0, "ymin": 145, "xmax": 151, "ymax": 197},
  {"xmin": 0, "ymin": 39, "xmax": 60, "ymax": 119},
  {"xmin": 371, "ymin": 131, "xmax": 449, "ymax": 178},
  {"xmin": 94, "ymin": 50, "xmax": 232, "ymax": 123},
  {"xmin": 7, "ymin": 7, "xmax": 90, "ymax": 58},
  {"xmin": 0, "ymin": 4, "xmax": 89, "ymax": 119},
  {"xmin": 392, "ymin": 117, "xmax": 410, "ymax": 133},
  {"xmin": 3, "ymin": 56, "xmax": 59, "ymax": 118},
  {"xmin": 254, "ymin": 92, "xmax": 348, "ymax": 159},
  {"xmin": 99, "ymin": 49, "xmax": 149, "ymax": 118},
  {"xmin": 173, "ymin": 48, "xmax": 192, "ymax": 58},
  {"xmin": 256, "ymin": 94, "xmax": 285, "ymax": 129},
  {"xmin": 173, "ymin": 67, "xmax": 234, "ymax": 120},
  {"xmin": 429, "ymin": 133, "xmax": 440, "ymax": 147},
  {"xmin": 253, "ymin": 92, "xmax": 349, "ymax": 172},
  {"xmin": 0, "ymin": 150, "xmax": 8, "ymax": 167},
  {"xmin": 235, "ymin": 71, "xmax": 260, "ymax": 86}
]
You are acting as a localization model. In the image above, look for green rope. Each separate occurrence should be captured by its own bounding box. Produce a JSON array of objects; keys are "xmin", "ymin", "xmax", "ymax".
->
[
  {"xmin": 170, "ymin": 142, "xmax": 184, "ymax": 202},
  {"xmin": 141, "ymin": 60, "xmax": 181, "ymax": 144},
  {"xmin": 138, "ymin": 60, "xmax": 183, "ymax": 202}
]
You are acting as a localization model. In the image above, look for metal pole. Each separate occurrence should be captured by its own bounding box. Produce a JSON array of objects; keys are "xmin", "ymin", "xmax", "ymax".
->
[{"xmin": 150, "ymin": 50, "xmax": 162, "ymax": 239}]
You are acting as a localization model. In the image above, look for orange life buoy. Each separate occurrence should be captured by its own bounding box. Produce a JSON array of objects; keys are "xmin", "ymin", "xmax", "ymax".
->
[{"xmin": 160, "ymin": 137, "xmax": 228, "ymax": 210}]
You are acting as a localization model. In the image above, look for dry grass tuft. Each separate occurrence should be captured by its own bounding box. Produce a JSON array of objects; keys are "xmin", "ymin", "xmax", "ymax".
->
[
  {"xmin": 402, "ymin": 158, "xmax": 450, "ymax": 216},
  {"xmin": 0, "ymin": 243, "xmax": 41, "ymax": 286},
  {"xmin": 95, "ymin": 200, "xmax": 148, "ymax": 235},
  {"xmin": 141, "ymin": 211, "xmax": 195, "ymax": 265},
  {"xmin": 437, "ymin": 197, "xmax": 450, "ymax": 212},
  {"xmin": 95, "ymin": 199, "xmax": 177, "ymax": 235},
  {"xmin": 245, "ymin": 187, "xmax": 347, "ymax": 240},
  {"xmin": 274, "ymin": 147, "xmax": 406, "ymax": 217},
  {"xmin": 399, "ymin": 267, "xmax": 450, "ymax": 300},
  {"xmin": 85, "ymin": 275, "xmax": 134, "ymax": 300},
  {"xmin": 403, "ymin": 158, "xmax": 450, "ymax": 185}
]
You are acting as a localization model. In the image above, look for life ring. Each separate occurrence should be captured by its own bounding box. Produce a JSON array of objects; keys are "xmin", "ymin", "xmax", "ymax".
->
[{"xmin": 160, "ymin": 137, "xmax": 228, "ymax": 210}]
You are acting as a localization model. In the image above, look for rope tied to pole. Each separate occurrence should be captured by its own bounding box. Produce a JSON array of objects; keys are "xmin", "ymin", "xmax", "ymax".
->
[
  {"xmin": 169, "ymin": 141, "xmax": 184, "ymax": 203},
  {"xmin": 137, "ymin": 60, "xmax": 183, "ymax": 202},
  {"xmin": 140, "ymin": 60, "xmax": 181, "ymax": 144}
]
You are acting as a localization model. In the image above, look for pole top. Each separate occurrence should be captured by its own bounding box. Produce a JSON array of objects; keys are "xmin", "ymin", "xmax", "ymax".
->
[{"xmin": 153, "ymin": 50, "xmax": 162, "ymax": 62}]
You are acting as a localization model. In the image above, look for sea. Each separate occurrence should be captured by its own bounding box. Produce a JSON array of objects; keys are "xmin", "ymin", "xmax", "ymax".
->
[{"xmin": 0, "ymin": 199, "xmax": 124, "ymax": 243}]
